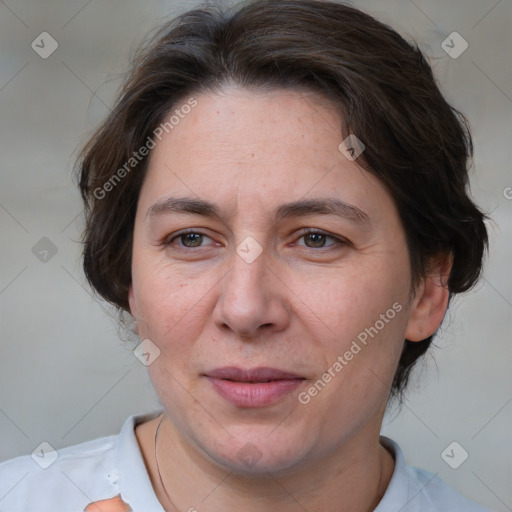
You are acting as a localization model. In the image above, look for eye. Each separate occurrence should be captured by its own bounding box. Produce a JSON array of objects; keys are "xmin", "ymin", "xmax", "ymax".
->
[
  {"xmin": 166, "ymin": 230, "xmax": 215, "ymax": 248},
  {"xmin": 295, "ymin": 229, "xmax": 347, "ymax": 249}
]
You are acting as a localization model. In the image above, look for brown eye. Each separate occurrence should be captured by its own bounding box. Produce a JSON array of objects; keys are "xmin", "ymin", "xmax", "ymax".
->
[
  {"xmin": 166, "ymin": 231, "xmax": 214, "ymax": 248},
  {"xmin": 303, "ymin": 232, "xmax": 328, "ymax": 248},
  {"xmin": 296, "ymin": 229, "xmax": 346, "ymax": 249},
  {"xmin": 180, "ymin": 233, "xmax": 203, "ymax": 247}
]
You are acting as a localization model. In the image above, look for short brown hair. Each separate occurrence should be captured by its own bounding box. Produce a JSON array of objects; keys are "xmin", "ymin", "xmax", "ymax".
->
[{"xmin": 76, "ymin": 0, "xmax": 488, "ymax": 401}]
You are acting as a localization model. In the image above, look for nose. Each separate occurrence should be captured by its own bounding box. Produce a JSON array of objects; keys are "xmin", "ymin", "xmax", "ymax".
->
[{"xmin": 212, "ymin": 242, "xmax": 290, "ymax": 340}]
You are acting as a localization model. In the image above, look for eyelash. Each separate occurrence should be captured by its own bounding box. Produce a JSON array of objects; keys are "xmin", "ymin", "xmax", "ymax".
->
[{"xmin": 165, "ymin": 228, "xmax": 349, "ymax": 250}]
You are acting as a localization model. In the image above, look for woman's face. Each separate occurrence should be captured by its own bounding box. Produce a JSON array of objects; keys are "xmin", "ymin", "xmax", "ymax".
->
[{"xmin": 129, "ymin": 86, "xmax": 418, "ymax": 474}]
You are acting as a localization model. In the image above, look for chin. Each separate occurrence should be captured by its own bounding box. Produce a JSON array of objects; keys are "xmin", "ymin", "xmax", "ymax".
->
[{"xmin": 198, "ymin": 425, "xmax": 315, "ymax": 475}]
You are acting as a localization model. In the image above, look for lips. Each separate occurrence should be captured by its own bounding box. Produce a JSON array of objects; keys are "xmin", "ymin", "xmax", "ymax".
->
[
  {"xmin": 206, "ymin": 366, "xmax": 304, "ymax": 382},
  {"xmin": 204, "ymin": 366, "xmax": 305, "ymax": 407}
]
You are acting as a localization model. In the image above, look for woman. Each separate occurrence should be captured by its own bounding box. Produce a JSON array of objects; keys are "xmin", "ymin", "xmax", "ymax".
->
[{"xmin": 0, "ymin": 1, "xmax": 490, "ymax": 510}]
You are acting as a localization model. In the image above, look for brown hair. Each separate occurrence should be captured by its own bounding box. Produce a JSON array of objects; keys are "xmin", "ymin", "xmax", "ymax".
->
[{"xmin": 76, "ymin": 0, "xmax": 488, "ymax": 401}]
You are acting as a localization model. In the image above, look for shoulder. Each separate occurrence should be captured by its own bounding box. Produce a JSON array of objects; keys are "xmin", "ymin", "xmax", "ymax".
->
[
  {"xmin": 377, "ymin": 437, "xmax": 492, "ymax": 512},
  {"xmin": 0, "ymin": 410, "xmax": 165, "ymax": 512},
  {"xmin": 404, "ymin": 465, "xmax": 492, "ymax": 511},
  {"xmin": 0, "ymin": 434, "xmax": 118, "ymax": 512}
]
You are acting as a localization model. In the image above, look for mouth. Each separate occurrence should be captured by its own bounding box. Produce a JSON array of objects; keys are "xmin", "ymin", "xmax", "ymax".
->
[{"xmin": 203, "ymin": 366, "xmax": 306, "ymax": 408}]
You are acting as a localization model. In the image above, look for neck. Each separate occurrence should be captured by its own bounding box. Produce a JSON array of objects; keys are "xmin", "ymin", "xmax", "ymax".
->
[{"xmin": 136, "ymin": 414, "xmax": 395, "ymax": 512}]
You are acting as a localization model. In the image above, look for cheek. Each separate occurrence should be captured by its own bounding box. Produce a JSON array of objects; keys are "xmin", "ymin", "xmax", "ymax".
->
[
  {"xmin": 131, "ymin": 256, "xmax": 191, "ymax": 334},
  {"xmin": 300, "ymin": 258, "xmax": 410, "ymax": 404},
  {"xmin": 309, "ymin": 262, "xmax": 408, "ymax": 343}
]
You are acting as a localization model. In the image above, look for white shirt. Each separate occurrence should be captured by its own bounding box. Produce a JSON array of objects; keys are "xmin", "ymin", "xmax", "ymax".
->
[{"xmin": 0, "ymin": 409, "xmax": 491, "ymax": 512}]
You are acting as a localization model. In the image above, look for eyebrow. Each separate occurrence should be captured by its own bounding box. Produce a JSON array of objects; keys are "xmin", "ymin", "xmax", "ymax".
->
[{"xmin": 145, "ymin": 197, "xmax": 370, "ymax": 225}]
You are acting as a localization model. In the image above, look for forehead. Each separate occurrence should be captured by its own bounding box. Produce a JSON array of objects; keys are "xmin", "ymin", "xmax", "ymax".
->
[{"xmin": 139, "ymin": 86, "xmax": 395, "ymax": 223}]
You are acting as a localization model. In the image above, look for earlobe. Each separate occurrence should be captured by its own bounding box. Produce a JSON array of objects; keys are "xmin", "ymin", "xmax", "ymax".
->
[{"xmin": 405, "ymin": 254, "xmax": 452, "ymax": 342}]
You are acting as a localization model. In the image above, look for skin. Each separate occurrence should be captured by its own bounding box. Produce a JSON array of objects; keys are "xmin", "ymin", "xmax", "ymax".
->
[
  {"xmin": 84, "ymin": 495, "xmax": 131, "ymax": 511},
  {"xmin": 127, "ymin": 86, "xmax": 450, "ymax": 512}
]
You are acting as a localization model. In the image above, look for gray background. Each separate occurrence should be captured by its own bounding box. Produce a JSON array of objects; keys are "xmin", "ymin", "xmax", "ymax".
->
[{"xmin": 0, "ymin": 0, "xmax": 510, "ymax": 510}]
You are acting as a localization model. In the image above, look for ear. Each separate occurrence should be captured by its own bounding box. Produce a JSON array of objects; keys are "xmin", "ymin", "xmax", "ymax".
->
[
  {"xmin": 405, "ymin": 253, "xmax": 452, "ymax": 342},
  {"xmin": 128, "ymin": 283, "xmax": 137, "ymax": 319}
]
